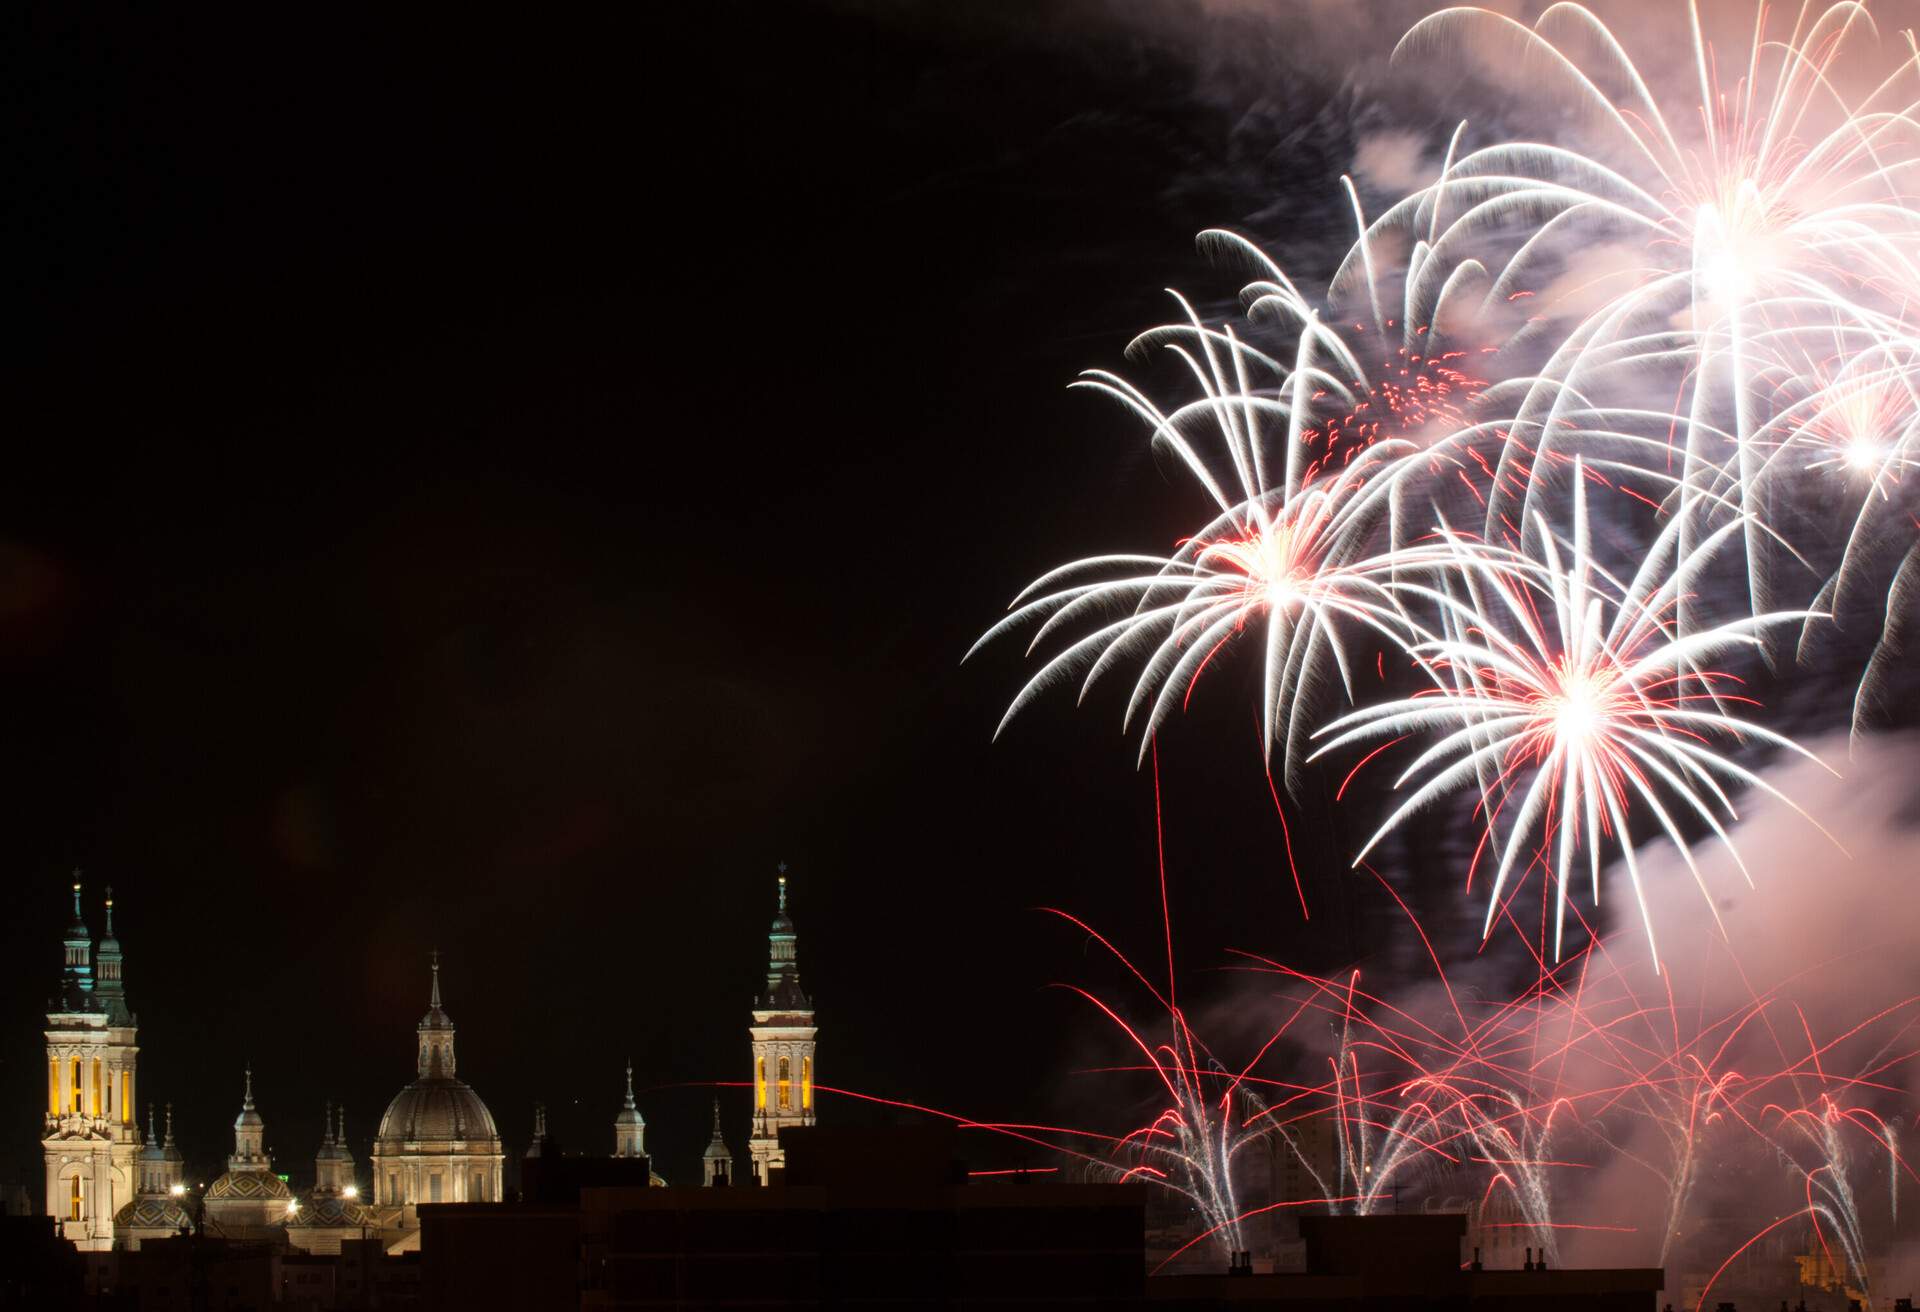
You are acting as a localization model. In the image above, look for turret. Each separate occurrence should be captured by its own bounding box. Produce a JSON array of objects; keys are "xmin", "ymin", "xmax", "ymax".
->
[
  {"xmin": 525, "ymin": 1103, "xmax": 552, "ymax": 1160},
  {"xmin": 93, "ymin": 887, "xmax": 130, "ymax": 1024},
  {"xmin": 59, "ymin": 877, "xmax": 95, "ymax": 1009},
  {"xmin": 230, "ymin": 1067, "xmax": 268, "ymax": 1171},
  {"xmin": 702, "ymin": 1099, "xmax": 733, "ymax": 1186},
  {"xmin": 315, "ymin": 1103, "xmax": 355, "ymax": 1195},
  {"xmin": 612, "ymin": 1061, "xmax": 646, "ymax": 1158},
  {"xmin": 417, "ymin": 952, "xmax": 457, "ymax": 1079}
]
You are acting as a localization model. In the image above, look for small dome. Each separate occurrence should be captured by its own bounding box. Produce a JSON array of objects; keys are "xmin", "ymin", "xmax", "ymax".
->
[
  {"xmin": 287, "ymin": 1192, "xmax": 379, "ymax": 1230},
  {"xmin": 376, "ymin": 1079, "xmax": 500, "ymax": 1144},
  {"xmin": 116, "ymin": 1196, "xmax": 193, "ymax": 1232},
  {"xmin": 207, "ymin": 1169, "xmax": 292, "ymax": 1201}
]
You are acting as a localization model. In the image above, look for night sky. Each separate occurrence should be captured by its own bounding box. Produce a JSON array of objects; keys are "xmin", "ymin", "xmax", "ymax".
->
[{"xmin": 6, "ymin": 1, "xmax": 1833, "ymax": 1195}]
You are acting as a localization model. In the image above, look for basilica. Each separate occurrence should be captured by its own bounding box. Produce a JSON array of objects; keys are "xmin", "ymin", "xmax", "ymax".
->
[{"xmin": 38, "ymin": 871, "xmax": 817, "ymax": 1254}]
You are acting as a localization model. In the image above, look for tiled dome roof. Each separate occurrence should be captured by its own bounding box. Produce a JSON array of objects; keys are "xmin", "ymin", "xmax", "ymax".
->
[{"xmin": 206, "ymin": 1168, "xmax": 292, "ymax": 1201}]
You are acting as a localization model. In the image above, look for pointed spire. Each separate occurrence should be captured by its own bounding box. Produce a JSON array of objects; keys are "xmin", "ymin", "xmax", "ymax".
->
[
  {"xmin": 72, "ymin": 875, "xmax": 83, "ymax": 922},
  {"xmin": 165, "ymin": 1103, "xmax": 176, "ymax": 1147},
  {"xmin": 338, "ymin": 1105, "xmax": 346, "ymax": 1145},
  {"xmin": 430, "ymin": 948, "xmax": 442, "ymax": 1008},
  {"xmin": 777, "ymin": 862, "xmax": 788, "ymax": 913},
  {"xmin": 104, "ymin": 886, "xmax": 115, "ymax": 937},
  {"xmin": 148, "ymin": 1103, "xmax": 158, "ymax": 1142},
  {"xmin": 243, "ymin": 1064, "xmax": 255, "ymax": 1109},
  {"xmin": 711, "ymin": 1097, "xmax": 725, "ymax": 1137},
  {"xmin": 624, "ymin": 1059, "xmax": 637, "ymax": 1109},
  {"xmin": 323, "ymin": 1099, "xmax": 334, "ymax": 1146}
]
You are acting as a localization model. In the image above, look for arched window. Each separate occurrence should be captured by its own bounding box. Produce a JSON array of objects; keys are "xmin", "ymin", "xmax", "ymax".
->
[{"xmin": 777, "ymin": 1056, "xmax": 791, "ymax": 1110}]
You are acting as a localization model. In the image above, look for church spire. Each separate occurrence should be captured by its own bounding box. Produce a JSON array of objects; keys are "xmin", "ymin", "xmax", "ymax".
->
[
  {"xmin": 762, "ymin": 864, "xmax": 808, "ymax": 1010},
  {"xmin": 702, "ymin": 1097, "xmax": 734, "ymax": 1186},
  {"xmin": 525, "ymin": 1102, "xmax": 552, "ymax": 1159},
  {"xmin": 58, "ymin": 874, "xmax": 95, "ymax": 1007},
  {"xmin": 94, "ymin": 886, "xmax": 129, "ymax": 1023},
  {"xmin": 613, "ymin": 1060, "xmax": 646, "ymax": 1158},
  {"xmin": 417, "ymin": 952, "xmax": 457, "ymax": 1078},
  {"xmin": 231, "ymin": 1066, "xmax": 267, "ymax": 1170}
]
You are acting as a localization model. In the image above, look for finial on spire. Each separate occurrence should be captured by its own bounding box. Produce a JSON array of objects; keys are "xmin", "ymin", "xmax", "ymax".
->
[
  {"xmin": 243, "ymin": 1064, "xmax": 255, "ymax": 1108},
  {"xmin": 625, "ymin": 1059, "xmax": 636, "ymax": 1105},
  {"xmin": 149, "ymin": 1103, "xmax": 157, "ymax": 1142},
  {"xmin": 323, "ymin": 1099, "xmax": 333, "ymax": 1145},
  {"xmin": 430, "ymin": 949, "xmax": 442, "ymax": 1008},
  {"xmin": 711, "ymin": 1096, "xmax": 724, "ymax": 1135},
  {"xmin": 338, "ymin": 1105, "xmax": 346, "ymax": 1144},
  {"xmin": 104, "ymin": 886, "xmax": 114, "ymax": 934},
  {"xmin": 72, "ymin": 874, "xmax": 83, "ymax": 920},
  {"xmin": 777, "ymin": 862, "xmax": 788, "ymax": 913},
  {"xmin": 165, "ymin": 1103, "xmax": 175, "ymax": 1145}
]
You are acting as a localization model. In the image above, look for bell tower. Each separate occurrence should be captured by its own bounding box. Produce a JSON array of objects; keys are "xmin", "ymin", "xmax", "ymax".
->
[
  {"xmin": 747, "ymin": 866, "xmax": 816, "ymax": 1184},
  {"xmin": 42, "ymin": 879, "xmax": 140, "ymax": 1250}
]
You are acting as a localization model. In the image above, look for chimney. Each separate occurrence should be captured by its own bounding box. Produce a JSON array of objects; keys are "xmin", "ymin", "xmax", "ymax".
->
[
  {"xmin": 1470, "ymin": 1246, "xmax": 1482, "ymax": 1272},
  {"xmin": 1228, "ymin": 1250, "xmax": 1252, "ymax": 1277},
  {"xmin": 1523, "ymin": 1246, "xmax": 1533, "ymax": 1272}
]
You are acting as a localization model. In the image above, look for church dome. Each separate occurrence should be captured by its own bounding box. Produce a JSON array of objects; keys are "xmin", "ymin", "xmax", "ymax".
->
[
  {"xmin": 287, "ymin": 1192, "xmax": 379, "ymax": 1231},
  {"xmin": 376, "ymin": 1079, "xmax": 499, "ymax": 1145},
  {"xmin": 207, "ymin": 1168, "xmax": 292, "ymax": 1201},
  {"xmin": 116, "ymin": 1195, "xmax": 193, "ymax": 1232}
]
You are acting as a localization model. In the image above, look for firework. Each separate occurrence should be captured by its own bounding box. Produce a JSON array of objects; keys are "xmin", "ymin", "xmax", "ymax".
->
[
  {"xmin": 1367, "ymin": 1, "xmax": 1920, "ymax": 625},
  {"xmin": 1312, "ymin": 472, "xmax": 1828, "ymax": 963}
]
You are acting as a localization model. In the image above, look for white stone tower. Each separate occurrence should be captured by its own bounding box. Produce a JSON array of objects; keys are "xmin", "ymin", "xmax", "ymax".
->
[
  {"xmin": 612, "ymin": 1061, "xmax": 646, "ymax": 1158},
  {"xmin": 747, "ymin": 866, "xmax": 816, "ymax": 1184},
  {"xmin": 42, "ymin": 880, "xmax": 140, "ymax": 1250},
  {"xmin": 701, "ymin": 1098, "xmax": 733, "ymax": 1186}
]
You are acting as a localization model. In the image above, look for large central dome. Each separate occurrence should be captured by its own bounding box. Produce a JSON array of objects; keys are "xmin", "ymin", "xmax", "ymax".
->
[
  {"xmin": 370, "ymin": 956, "xmax": 505, "ymax": 1213},
  {"xmin": 377, "ymin": 1078, "xmax": 498, "ymax": 1143}
]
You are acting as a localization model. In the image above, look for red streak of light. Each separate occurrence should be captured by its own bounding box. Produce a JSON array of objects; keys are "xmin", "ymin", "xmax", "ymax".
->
[
  {"xmin": 966, "ymin": 1167, "xmax": 1058, "ymax": 1177},
  {"xmin": 1152, "ymin": 1196, "xmax": 1362, "ymax": 1275},
  {"xmin": 1263, "ymin": 758, "xmax": 1310, "ymax": 920},
  {"xmin": 1695, "ymin": 1209, "xmax": 1816, "ymax": 1312},
  {"xmin": 1336, "ymin": 735, "xmax": 1407, "ymax": 801},
  {"xmin": 1152, "ymin": 741, "xmax": 1176, "ymax": 1013}
]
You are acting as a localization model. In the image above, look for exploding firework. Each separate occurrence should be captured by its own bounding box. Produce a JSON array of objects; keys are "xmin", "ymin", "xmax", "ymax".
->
[
  {"xmin": 1369, "ymin": 1, "xmax": 1920, "ymax": 626},
  {"xmin": 1313, "ymin": 472, "xmax": 1828, "ymax": 964}
]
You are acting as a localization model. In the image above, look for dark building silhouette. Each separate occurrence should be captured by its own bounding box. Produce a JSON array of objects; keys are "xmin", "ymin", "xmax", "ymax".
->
[{"xmin": 1151, "ymin": 1213, "xmax": 1664, "ymax": 1311}]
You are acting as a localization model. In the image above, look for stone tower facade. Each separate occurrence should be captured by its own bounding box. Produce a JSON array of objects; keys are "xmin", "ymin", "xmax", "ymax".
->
[
  {"xmin": 42, "ymin": 882, "xmax": 141, "ymax": 1251},
  {"xmin": 747, "ymin": 868, "xmax": 816, "ymax": 1184}
]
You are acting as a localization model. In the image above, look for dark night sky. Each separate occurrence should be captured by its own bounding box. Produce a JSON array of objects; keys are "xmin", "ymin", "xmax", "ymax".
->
[
  {"xmin": 0, "ymin": 2, "xmax": 1609, "ymax": 1191},
  {"xmin": 0, "ymin": 2, "xmax": 1405, "ymax": 1190}
]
